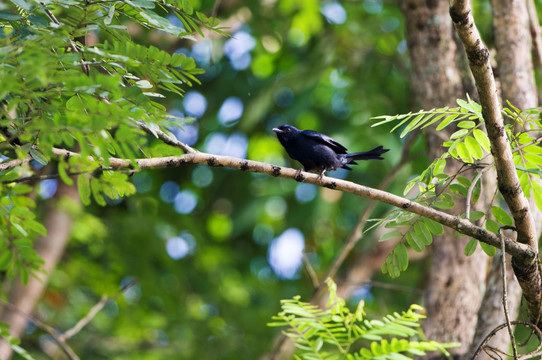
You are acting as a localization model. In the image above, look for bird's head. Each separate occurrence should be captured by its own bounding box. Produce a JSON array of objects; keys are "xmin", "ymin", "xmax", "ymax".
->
[{"xmin": 272, "ymin": 124, "xmax": 299, "ymax": 142}]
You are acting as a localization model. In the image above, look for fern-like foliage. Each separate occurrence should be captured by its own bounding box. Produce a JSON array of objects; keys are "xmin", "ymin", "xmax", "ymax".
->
[
  {"xmin": 0, "ymin": 0, "xmax": 220, "ymax": 287},
  {"xmin": 372, "ymin": 95, "xmax": 542, "ymax": 277},
  {"xmin": 269, "ymin": 279, "xmax": 458, "ymax": 360}
]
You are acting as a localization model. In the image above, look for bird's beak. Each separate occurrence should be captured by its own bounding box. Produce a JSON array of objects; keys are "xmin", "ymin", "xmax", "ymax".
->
[{"xmin": 272, "ymin": 128, "xmax": 283, "ymax": 133}]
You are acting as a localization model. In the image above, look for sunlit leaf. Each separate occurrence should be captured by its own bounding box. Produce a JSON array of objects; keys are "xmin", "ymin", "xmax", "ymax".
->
[
  {"xmin": 472, "ymin": 129, "xmax": 491, "ymax": 152},
  {"xmin": 464, "ymin": 136, "xmax": 483, "ymax": 160},
  {"xmin": 491, "ymin": 206, "xmax": 514, "ymax": 226}
]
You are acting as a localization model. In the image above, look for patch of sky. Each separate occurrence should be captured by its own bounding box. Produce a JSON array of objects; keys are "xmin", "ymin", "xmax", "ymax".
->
[
  {"xmin": 321, "ymin": 2, "xmax": 347, "ymax": 24},
  {"xmin": 268, "ymin": 228, "xmax": 305, "ymax": 280}
]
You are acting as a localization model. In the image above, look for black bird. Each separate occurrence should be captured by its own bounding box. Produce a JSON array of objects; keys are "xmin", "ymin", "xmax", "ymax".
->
[{"xmin": 272, "ymin": 124, "xmax": 389, "ymax": 181}]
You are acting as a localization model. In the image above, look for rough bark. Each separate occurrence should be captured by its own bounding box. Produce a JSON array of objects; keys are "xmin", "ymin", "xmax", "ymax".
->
[
  {"xmin": 450, "ymin": 0, "xmax": 542, "ymax": 327},
  {"xmin": 0, "ymin": 183, "xmax": 79, "ymax": 359},
  {"xmin": 400, "ymin": 0, "xmax": 489, "ymax": 356},
  {"xmin": 469, "ymin": 254, "xmax": 522, "ymax": 359},
  {"xmin": 491, "ymin": 0, "xmax": 537, "ymax": 112},
  {"xmin": 468, "ymin": 0, "xmax": 538, "ymax": 356}
]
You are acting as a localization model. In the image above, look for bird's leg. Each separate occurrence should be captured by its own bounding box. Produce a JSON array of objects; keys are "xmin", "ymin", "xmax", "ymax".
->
[
  {"xmin": 317, "ymin": 169, "xmax": 326, "ymax": 184},
  {"xmin": 294, "ymin": 168, "xmax": 303, "ymax": 180}
]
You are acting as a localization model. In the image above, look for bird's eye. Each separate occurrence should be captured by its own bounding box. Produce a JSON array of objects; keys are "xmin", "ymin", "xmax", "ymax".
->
[{"xmin": 283, "ymin": 127, "xmax": 290, "ymax": 132}]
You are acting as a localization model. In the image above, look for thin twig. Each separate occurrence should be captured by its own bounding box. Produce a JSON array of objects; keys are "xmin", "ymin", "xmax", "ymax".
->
[
  {"xmin": 302, "ymin": 253, "xmax": 320, "ymax": 289},
  {"xmin": 40, "ymin": 3, "xmax": 90, "ymax": 76},
  {"xmin": 472, "ymin": 321, "xmax": 542, "ymax": 360},
  {"xmin": 60, "ymin": 279, "xmax": 137, "ymax": 341},
  {"xmin": 211, "ymin": 0, "xmax": 222, "ymax": 17},
  {"xmin": 344, "ymin": 279, "xmax": 423, "ymax": 294},
  {"xmin": 499, "ymin": 226, "xmax": 518, "ymax": 359},
  {"xmin": 465, "ymin": 165, "xmax": 492, "ymax": 219},
  {"xmin": 135, "ymin": 120, "xmax": 196, "ymax": 154},
  {"xmin": 0, "ymin": 300, "xmax": 80, "ymax": 360}
]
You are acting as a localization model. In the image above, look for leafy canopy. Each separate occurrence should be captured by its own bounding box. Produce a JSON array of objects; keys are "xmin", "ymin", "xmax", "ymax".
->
[
  {"xmin": 373, "ymin": 97, "xmax": 542, "ymax": 276},
  {"xmin": 0, "ymin": 0, "xmax": 223, "ymax": 282}
]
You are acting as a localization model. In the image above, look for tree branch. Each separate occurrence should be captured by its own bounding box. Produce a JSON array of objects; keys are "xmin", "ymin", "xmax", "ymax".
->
[
  {"xmin": 59, "ymin": 279, "xmax": 137, "ymax": 341},
  {"xmin": 135, "ymin": 120, "xmax": 196, "ymax": 154},
  {"xmin": 0, "ymin": 157, "xmax": 32, "ymax": 172},
  {"xmin": 0, "ymin": 299, "xmax": 80, "ymax": 360},
  {"xmin": 49, "ymin": 147, "xmax": 534, "ymax": 260},
  {"xmin": 449, "ymin": 0, "xmax": 542, "ymax": 325},
  {"xmin": 449, "ymin": 0, "xmax": 537, "ymax": 251}
]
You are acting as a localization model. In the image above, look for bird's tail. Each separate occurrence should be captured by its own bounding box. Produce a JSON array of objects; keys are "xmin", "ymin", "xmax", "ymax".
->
[
  {"xmin": 345, "ymin": 146, "xmax": 389, "ymax": 162},
  {"xmin": 339, "ymin": 146, "xmax": 389, "ymax": 169}
]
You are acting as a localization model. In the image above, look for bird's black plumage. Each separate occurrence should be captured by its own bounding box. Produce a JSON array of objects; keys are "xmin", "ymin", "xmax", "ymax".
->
[{"xmin": 272, "ymin": 124, "xmax": 389, "ymax": 179}]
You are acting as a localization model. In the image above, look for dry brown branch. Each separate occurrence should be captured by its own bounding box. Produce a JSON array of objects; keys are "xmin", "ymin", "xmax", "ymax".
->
[{"xmin": 46, "ymin": 147, "xmax": 533, "ymax": 260}]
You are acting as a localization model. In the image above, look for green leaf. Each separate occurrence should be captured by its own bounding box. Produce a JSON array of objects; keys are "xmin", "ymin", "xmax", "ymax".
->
[
  {"xmin": 12, "ymin": 184, "xmax": 33, "ymax": 195},
  {"xmin": 522, "ymin": 145, "xmax": 542, "ymax": 154},
  {"xmin": 456, "ymin": 142, "xmax": 473, "ymax": 163},
  {"xmin": 524, "ymin": 153, "xmax": 542, "ymax": 165},
  {"xmin": 91, "ymin": 177, "xmax": 107, "ymax": 206},
  {"xmin": 469, "ymin": 211, "xmax": 485, "ymax": 222},
  {"xmin": 485, "ymin": 219, "xmax": 500, "ymax": 233},
  {"xmin": 433, "ymin": 193, "xmax": 455, "ymax": 209},
  {"xmin": 457, "ymin": 120, "xmax": 475, "ymax": 129},
  {"xmin": 405, "ymin": 232, "xmax": 424, "ymax": 252},
  {"xmin": 394, "ymin": 243, "xmax": 409, "ymax": 271},
  {"xmin": 380, "ymin": 231, "xmax": 403, "ymax": 242},
  {"xmin": 532, "ymin": 181, "xmax": 542, "ymax": 213},
  {"xmin": 423, "ymin": 218, "xmax": 444, "ymax": 235},
  {"xmin": 400, "ymin": 114, "xmax": 425, "ymax": 138},
  {"xmin": 450, "ymin": 128, "xmax": 469, "ymax": 140},
  {"xmin": 464, "ymin": 136, "xmax": 483, "ymax": 160},
  {"xmin": 491, "ymin": 206, "xmax": 514, "ymax": 226},
  {"xmin": 464, "ymin": 238, "xmax": 478, "ymax": 256},
  {"xmin": 10, "ymin": 0, "xmax": 32, "ymax": 11},
  {"xmin": 29, "ymin": 148, "xmax": 48, "ymax": 166},
  {"xmin": 450, "ymin": 184, "xmax": 468, "ymax": 198},
  {"xmin": 436, "ymin": 114, "xmax": 458, "ymax": 131},
  {"xmin": 11, "ymin": 195, "xmax": 35, "ymax": 208},
  {"xmin": 0, "ymin": 250, "xmax": 13, "ymax": 270},
  {"xmin": 0, "ymin": 11, "xmax": 22, "ymax": 20},
  {"xmin": 433, "ymin": 158, "xmax": 446, "ymax": 176},
  {"xmin": 26, "ymin": 220, "xmax": 47, "ymax": 236},
  {"xmin": 77, "ymin": 175, "xmax": 91, "ymax": 206},
  {"xmin": 20, "ymin": 266, "xmax": 28, "ymax": 285},
  {"xmin": 58, "ymin": 161, "xmax": 74, "ymax": 186},
  {"xmin": 414, "ymin": 222, "xmax": 432, "ymax": 245},
  {"xmin": 105, "ymin": 3, "xmax": 116, "ymax": 25},
  {"xmin": 480, "ymin": 242, "xmax": 497, "ymax": 256},
  {"xmin": 472, "ymin": 129, "xmax": 491, "ymax": 152}
]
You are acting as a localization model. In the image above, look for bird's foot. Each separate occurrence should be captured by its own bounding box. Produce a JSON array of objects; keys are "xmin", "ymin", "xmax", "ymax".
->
[{"xmin": 294, "ymin": 168, "xmax": 304, "ymax": 181}]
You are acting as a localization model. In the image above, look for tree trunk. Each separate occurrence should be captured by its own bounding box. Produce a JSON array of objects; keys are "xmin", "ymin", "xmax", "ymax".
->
[
  {"xmin": 400, "ymin": 0, "xmax": 489, "ymax": 356},
  {"xmin": 468, "ymin": 0, "xmax": 539, "ymax": 356},
  {"xmin": 0, "ymin": 183, "xmax": 78, "ymax": 359}
]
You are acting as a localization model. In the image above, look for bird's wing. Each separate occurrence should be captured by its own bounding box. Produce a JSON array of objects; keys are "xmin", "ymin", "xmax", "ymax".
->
[{"xmin": 300, "ymin": 130, "xmax": 348, "ymax": 154}]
